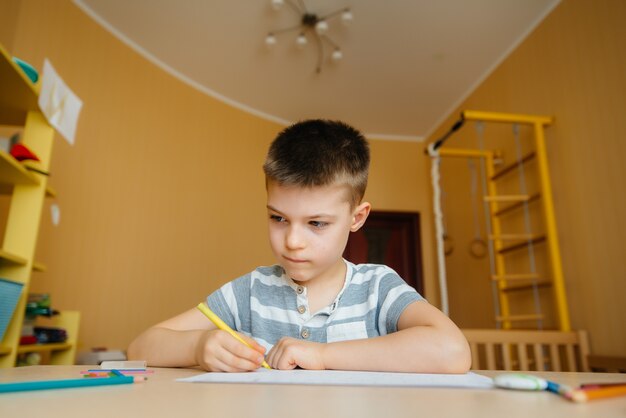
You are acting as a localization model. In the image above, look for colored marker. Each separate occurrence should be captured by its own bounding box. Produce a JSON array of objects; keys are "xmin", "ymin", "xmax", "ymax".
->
[
  {"xmin": 196, "ymin": 302, "xmax": 271, "ymax": 369},
  {"xmin": 493, "ymin": 373, "xmax": 573, "ymax": 398}
]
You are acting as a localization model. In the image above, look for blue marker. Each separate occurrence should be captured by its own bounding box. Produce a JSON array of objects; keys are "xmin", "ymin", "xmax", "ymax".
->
[{"xmin": 494, "ymin": 373, "xmax": 573, "ymax": 397}]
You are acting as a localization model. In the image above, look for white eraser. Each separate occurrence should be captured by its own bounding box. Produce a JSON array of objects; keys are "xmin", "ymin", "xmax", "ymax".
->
[{"xmin": 100, "ymin": 360, "xmax": 147, "ymax": 370}]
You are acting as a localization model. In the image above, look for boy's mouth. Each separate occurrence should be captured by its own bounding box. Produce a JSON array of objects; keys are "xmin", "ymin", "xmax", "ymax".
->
[{"xmin": 284, "ymin": 255, "xmax": 308, "ymax": 263}]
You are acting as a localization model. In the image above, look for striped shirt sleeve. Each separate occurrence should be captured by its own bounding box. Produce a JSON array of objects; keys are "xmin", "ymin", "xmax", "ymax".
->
[
  {"xmin": 206, "ymin": 273, "xmax": 252, "ymax": 332},
  {"xmin": 375, "ymin": 268, "xmax": 424, "ymax": 335}
]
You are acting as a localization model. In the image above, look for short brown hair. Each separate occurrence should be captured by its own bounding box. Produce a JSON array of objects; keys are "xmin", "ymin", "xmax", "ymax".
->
[{"xmin": 263, "ymin": 119, "xmax": 370, "ymax": 207}]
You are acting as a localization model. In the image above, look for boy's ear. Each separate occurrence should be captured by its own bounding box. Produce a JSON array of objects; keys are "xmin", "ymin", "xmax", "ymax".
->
[{"xmin": 350, "ymin": 202, "xmax": 371, "ymax": 232}]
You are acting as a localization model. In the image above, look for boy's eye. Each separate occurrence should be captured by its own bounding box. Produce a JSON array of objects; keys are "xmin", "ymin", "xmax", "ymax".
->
[
  {"xmin": 270, "ymin": 214, "xmax": 286, "ymax": 223},
  {"xmin": 309, "ymin": 220, "xmax": 328, "ymax": 228}
]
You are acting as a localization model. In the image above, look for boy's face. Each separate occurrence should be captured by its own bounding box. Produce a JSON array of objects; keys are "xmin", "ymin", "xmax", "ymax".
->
[{"xmin": 266, "ymin": 181, "xmax": 370, "ymax": 285}]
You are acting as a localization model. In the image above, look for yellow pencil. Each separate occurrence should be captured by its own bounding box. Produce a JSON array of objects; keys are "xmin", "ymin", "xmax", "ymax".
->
[
  {"xmin": 568, "ymin": 385, "xmax": 626, "ymax": 403},
  {"xmin": 196, "ymin": 303, "xmax": 271, "ymax": 369}
]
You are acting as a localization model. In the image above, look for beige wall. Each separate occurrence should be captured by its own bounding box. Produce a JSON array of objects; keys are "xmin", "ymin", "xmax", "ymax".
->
[
  {"xmin": 1, "ymin": 0, "xmax": 432, "ymax": 352},
  {"xmin": 0, "ymin": 0, "xmax": 19, "ymax": 50},
  {"xmin": 426, "ymin": 0, "xmax": 626, "ymax": 356}
]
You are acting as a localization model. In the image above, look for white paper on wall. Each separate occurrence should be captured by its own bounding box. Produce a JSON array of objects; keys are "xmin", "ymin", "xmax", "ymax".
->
[{"xmin": 38, "ymin": 59, "xmax": 83, "ymax": 145}]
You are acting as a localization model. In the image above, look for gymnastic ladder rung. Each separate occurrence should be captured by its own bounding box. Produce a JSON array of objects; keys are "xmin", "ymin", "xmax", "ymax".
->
[
  {"xmin": 497, "ymin": 234, "xmax": 547, "ymax": 255},
  {"xmin": 495, "ymin": 193, "xmax": 541, "ymax": 217},
  {"xmin": 490, "ymin": 151, "xmax": 536, "ymax": 181},
  {"xmin": 489, "ymin": 234, "xmax": 537, "ymax": 241},
  {"xmin": 483, "ymin": 194, "xmax": 531, "ymax": 203},
  {"xmin": 502, "ymin": 281, "xmax": 552, "ymax": 293},
  {"xmin": 496, "ymin": 314, "xmax": 545, "ymax": 323},
  {"xmin": 491, "ymin": 273, "xmax": 541, "ymax": 281}
]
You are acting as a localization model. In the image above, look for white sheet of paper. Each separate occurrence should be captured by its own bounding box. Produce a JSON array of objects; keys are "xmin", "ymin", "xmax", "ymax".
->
[
  {"xmin": 177, "ymin": 369, "xmax": 494, "ymax": 389},
  {"xmin": 38, "ymin": 59, "xmax": 83, "ymax": 145}
]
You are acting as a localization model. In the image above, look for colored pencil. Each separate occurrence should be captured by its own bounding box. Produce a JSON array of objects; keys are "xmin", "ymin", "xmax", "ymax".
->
[
  {"xmin": 579, "ymin": 382, "xmax": 626, "ymax": 390},
  {"xmin": 568, "ymin": 385, "xmax": 626, "ymax": 403},
  {"xmin": 82, "ymin": 369, "xmax": 154, "ymax": 374}
]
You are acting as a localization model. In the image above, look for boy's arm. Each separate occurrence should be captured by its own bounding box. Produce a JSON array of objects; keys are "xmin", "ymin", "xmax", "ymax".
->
[
  {"xmin": 266, "ymin": 301, "xmax": 471, "ymax": 373},
  {"xmin": 127, "ymin": 308, "xmax": 266, "ymax": 371},
  {"xmin": 126, "ymin": 308, "xmax": 210, "ymax": 367}
]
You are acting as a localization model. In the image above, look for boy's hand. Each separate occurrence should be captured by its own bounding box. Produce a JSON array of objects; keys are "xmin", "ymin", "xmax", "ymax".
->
[
  {"xmin": 266, "ymin": 337, "xmax": 325, "ymax": 370},
  {"xmin": 195, "ymin": 329, "xmax": 266, "ymax": 372}
]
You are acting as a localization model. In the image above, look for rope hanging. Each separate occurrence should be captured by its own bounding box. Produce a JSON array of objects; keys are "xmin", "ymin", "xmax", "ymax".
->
[
  {"xmin": 425, "ymin": 114, "xmax": 465, "ymax": 316},
  {"xmin": 427, "ymin": 142, "xmax": 449, "ymax": 316}
]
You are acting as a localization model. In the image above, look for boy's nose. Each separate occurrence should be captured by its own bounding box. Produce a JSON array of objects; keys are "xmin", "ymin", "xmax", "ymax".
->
[{"xmin": 285, "ymin": 226, "xmax": 305, "ymax": 250}]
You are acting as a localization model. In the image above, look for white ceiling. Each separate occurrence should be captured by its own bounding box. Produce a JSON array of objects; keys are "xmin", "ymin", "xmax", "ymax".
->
[{"xmin": 73, "ymin": 0, "xmax": 560, "ymax": 141}]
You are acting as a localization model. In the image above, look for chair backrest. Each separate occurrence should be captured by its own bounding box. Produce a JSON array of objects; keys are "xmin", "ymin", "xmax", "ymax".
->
[
  {"xmin": 462, "ymin": 329, "xmax": 590, "ymax": 372},
  {"xmin": 588, "ymin": 355, "xmax": 626, "ymax": 373}
]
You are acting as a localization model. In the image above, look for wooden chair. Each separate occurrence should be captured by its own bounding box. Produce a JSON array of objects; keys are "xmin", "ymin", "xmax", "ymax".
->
[
  {"xmin": 462, "ymin": 329, "xmax": 590, "ymax": 372},
  {"xmin": 587, "ymin": 355, "xmax": 626, "ymax": 373}
]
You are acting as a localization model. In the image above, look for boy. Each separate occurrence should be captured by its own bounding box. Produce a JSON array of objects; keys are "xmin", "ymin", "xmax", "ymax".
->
[{"xmin": 128, "ymin": 119, "xmax": 470, "ymax": 373}]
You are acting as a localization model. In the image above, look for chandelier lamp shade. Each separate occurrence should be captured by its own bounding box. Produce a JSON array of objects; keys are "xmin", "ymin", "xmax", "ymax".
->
[{"xmin": 265, "ymin": 0, "xmax": 353, "ymax": 73}]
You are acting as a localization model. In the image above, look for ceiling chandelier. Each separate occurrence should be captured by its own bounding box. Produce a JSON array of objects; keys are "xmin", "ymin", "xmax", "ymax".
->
[{"xmin": 265, "ymin": 0, "xmax": 353, "ymax": 73}]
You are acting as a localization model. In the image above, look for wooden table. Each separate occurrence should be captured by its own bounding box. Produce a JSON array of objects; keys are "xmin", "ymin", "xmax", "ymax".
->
[{"xmin": 1, "ymin": 366, "xmax": 625, "ymax": 418}]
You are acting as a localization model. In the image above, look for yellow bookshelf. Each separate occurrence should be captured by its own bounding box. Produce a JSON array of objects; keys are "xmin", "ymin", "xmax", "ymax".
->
[{"xmin": 0, "ymin": 42, "xmax": 80, "ymax": 367}]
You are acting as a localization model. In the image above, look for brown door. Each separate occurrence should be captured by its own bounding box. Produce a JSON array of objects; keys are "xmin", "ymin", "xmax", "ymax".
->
[{"xmin": 343, "ymin": 211, "xmax": 423, "ymax": 294}]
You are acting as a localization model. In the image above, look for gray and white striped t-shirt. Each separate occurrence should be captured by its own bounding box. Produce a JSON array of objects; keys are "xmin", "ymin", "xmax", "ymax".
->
[{"xmin": 206, "ymin": 260, "xmax": 424, "ymax": 351}]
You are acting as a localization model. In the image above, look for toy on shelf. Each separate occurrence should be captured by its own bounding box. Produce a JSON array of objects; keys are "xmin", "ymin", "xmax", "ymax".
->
[
  {"xmin": 12, "ymin": 56, "xmax": 38, "ymax": 83},
  {"xmin": 10, "ymin": 143, "xmax": 40, "ymax": 162},
  {"xmin": 21, "ymin": 294, "xmax": 66, "ymax": 346}
]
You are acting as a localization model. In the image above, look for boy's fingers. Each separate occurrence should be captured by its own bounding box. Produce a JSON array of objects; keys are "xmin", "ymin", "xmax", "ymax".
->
[
  {"xmin": 238, "ymin": 332, "xmax": 266, "ymax": 354},
  {"xmin": 218, "ymin": 343, "xmax": 264, "ymax": 371},
  {"xmin": 208, "ymin": 358, "xmax": 233, "ymax": 372},
  {"xmin": 222, "ymin": 335, "xmax": 265, "ymax": 366},
  {"xmin": 207, "ymin": 330, "xmax": 265, "ymax": 371},
  {"xmin": 266, "ymin": 343, "xmax": 285, "ymax": 369},
  {"xmin": 207, "ymin": 340, "xmax": 256, "ymax": 372}
]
